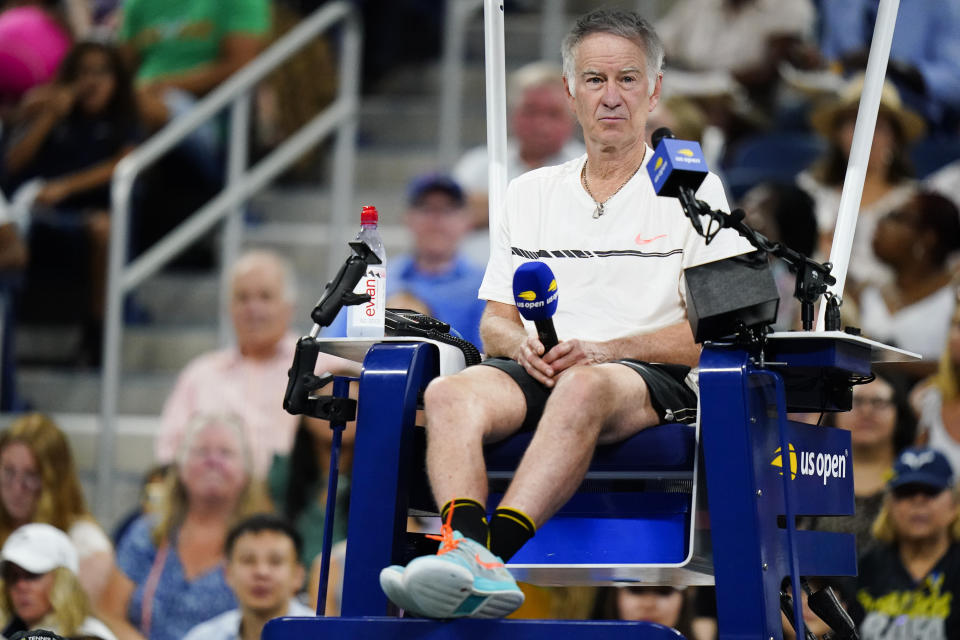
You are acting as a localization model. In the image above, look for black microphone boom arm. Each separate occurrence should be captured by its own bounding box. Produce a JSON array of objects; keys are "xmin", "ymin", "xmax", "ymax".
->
[{"xmin": 674, "ymin": 188, "xmax": 837, "ymax": 332}]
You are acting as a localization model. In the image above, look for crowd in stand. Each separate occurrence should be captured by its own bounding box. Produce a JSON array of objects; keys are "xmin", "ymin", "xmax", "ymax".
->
[{"xmin": 0, "ymin": 0, "xmax": 958, "ymax": 638}]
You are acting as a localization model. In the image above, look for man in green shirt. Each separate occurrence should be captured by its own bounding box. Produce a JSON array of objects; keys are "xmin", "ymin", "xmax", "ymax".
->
[{"xmin": 119, "ymin": 0, "xmax": 270, "ymax": 130}]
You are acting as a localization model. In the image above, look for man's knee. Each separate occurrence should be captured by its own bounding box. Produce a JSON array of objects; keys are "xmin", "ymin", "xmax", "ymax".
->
[
  {"xmin": 423, "ymin": 374, "xmax": 467, "ymax": 420},
  {"xmin": 550, "ymin": 366, "xmax": 616, "ymax": 408},
  {"xmin": 423, "ymin": 367, "xmax": 525, "ymax": 440}
]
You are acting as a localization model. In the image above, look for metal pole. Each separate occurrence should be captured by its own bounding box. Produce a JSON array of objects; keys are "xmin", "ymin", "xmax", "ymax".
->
[
  {"xmin": 540, "ymin": 0, "xmax": 565, "ymax": 62},
  {"xmin": 483, "ymin": 0, "xmax": 508, "ymax": 236},
  {"xmin": 96, "ymin": 165, "xmax": 136, "ymax": 524},
  {"xmin": 122, "ymin": 101, "xmax": 352, "ymax": 293},
  {"xmin": 219, "ymin": 94, "xmax": 251, "ymax": 348},
  {"xmin": 816, "ymin": 0, "xmax": 900, "ymax": 330},
  {"xmin": 438, "ymin": 0, "xmax": 483, "ymax": 168},
  {"xmin": 327, "ymin": 10, "xmax": 362, "ymax": 279}
]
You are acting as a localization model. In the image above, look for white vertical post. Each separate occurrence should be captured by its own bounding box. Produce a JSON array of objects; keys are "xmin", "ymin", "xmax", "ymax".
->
[
  {"xmin": 439, "ymin": 1, "xmax": 471, "ymax": 167},
  {"xmin": 328, "ymin": 10, "xmax": 362, "ymax": 278},
  {"xmin": 540, "ymin": 0, "xmax": 565, "ymax": 62},
  {"xmin": 484, "ymin": 0, "xmax": 508, "ymax": 236},
  {"xmin": 219, "ymin": 94, "xmax": 251, "ymax": 348},
  {"xmin": 816, "ymin": 0, "xmax": 900, "ymax": 330}
]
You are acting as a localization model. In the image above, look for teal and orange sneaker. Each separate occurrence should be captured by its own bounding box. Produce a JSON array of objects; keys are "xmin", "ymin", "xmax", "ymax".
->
[
  {"xmin": 379, "ymin": 564, "xmax": 429, "ymax": 617},
  {"xmin": 400, "ymin": 526, "xmax": 524, "ymax": 618}
]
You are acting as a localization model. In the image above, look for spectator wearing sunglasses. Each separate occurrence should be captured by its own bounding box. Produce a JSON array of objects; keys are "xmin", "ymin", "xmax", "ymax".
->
[{"xmin": 851, "ymin": 447, "xmax": 960, "ymax": 637}]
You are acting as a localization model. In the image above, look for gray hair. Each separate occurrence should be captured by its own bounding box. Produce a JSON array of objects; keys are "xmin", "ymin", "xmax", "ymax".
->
[
  {"xmin": 561, "ymin": 9, "xmax": 664, "ymax": 98},
  {"xmin": 230, "ymin": 249, "xmax": 298, "ymax": 304},
  {"xmin": 177, "ymin": 411, "xmax": 254, "ymax": 476},
  {"xmin": 507, "ymin": 61, "xmax": 565, "ymax": 112}
]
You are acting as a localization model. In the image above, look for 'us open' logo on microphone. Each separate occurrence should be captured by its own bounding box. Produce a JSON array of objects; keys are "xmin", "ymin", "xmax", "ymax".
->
[{"xmin": 516, "ymin": 280, "xmax": 558, "ymax": 310}]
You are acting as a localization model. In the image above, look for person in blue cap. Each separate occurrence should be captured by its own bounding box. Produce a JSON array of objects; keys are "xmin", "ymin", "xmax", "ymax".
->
[
  {"xmin": 851, "ymin": 446, "xmax": 960, "ymax": 638},
  {"xmin": 323, "ymin": 172, "xmax": 487, "ymax": 349}
]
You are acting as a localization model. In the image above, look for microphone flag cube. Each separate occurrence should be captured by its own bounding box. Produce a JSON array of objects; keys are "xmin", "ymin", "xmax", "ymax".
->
[{"xmin": 647, "ymin": 138, "xmax": 708, "ymax": 197}]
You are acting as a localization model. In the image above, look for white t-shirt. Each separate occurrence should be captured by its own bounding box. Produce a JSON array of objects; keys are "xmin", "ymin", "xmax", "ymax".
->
[
  {"xmin": 858, "ymin": 284, "xmax": 956, "ymax": 360},
  {"xmin": 69, "ymin": 519, "xmax": 113, "ymax": 559},
  {"xmin": 182, "ymin": 600, "xmax": 315, "ymax": 640},
  {"xmin": 453, "ymin": 140, "xmax": 586, "ymax": 194},
  {"xmin": 0, "ymin": 615, "xmax": 118, "ymax": 640},
  {"xmin": 479, "ymin": 150, "xmax": 752, "ymax": 344},
  {"xmin": 656, "ymin": 0, "xmax": 815, "ymax": 72},
  {"xmin": 77, "ymin": 616, "xmax": 118, "ymax": 640},
  {"xmin": 796, "ymin": 170, "xmax": 916, "ymax": 287}
]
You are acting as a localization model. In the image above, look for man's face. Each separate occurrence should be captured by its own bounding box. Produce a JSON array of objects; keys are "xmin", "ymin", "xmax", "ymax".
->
[
  {"xmin": 512, "ymin": 84, "xmax": 575, "ymax": 160},
  {"xmin": 406, "ymin": 191, "xmax": 472, "ymax": 265},
  {"xmin": 226, "ymin": 530, "xmax": 305, "ymax": 617},
  {"xmin": 565, "ymin": 32, "xmax": 661, "ymax": 152},
  {"xmin": 230, "ymin": 258, "xmax": 292, "ymax": 356}
]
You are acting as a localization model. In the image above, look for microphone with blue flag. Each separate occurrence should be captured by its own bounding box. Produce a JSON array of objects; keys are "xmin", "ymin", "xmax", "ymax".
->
[
  {"xmin": 647, "ymin": 127, "xmax": 710, "ymax": 235},
  {"xmin": 512, "ymin": 262, "xmax": 559, "ymax": 353}
]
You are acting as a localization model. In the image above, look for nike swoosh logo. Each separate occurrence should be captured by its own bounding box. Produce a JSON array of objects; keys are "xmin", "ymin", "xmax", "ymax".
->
[
  {"xmin": 475, "ymin": 554, "xmax": 504, "ymax": 570},
  {"xmin": 635, "ymin": 233, "xmax": 666, "ymax": 245}
]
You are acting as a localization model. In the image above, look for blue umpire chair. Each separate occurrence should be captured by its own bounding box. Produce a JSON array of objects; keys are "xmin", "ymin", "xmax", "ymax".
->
[{"xmin": 266, "ymin": 327, "xmax": 912, "ymax": 639}]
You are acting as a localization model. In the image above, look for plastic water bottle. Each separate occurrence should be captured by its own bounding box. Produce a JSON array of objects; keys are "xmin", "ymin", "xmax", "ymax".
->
[{"xmin": 346, "ymin": 205, "xmax": 387, "ymax": 337}]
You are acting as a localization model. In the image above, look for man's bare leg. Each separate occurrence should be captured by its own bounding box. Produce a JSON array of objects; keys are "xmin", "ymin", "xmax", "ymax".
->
[
  {"xmin": 423, "ymin": 365, "xmax": 528, "ymax": 510},
  {"xmin": 381, "ymin": 366, "xmax": 529, "ymax": 619},
  {"xmin": 501, "ymin": 363, "xmax": 661, "ymax": 526}
]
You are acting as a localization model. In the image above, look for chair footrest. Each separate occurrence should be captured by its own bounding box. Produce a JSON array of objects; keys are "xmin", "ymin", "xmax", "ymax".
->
[{"xmin": 264, "ymin": 617, "xmax": 687, "ymax": 639}]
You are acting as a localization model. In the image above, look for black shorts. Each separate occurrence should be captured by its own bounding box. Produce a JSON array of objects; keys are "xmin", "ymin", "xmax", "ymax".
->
[{"xmin": 477, "ymin": 357, "xmax": 698, "ymax": 431}]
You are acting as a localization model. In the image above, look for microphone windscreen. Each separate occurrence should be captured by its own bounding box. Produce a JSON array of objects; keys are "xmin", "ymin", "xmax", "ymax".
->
[
  {"xmin": 512, "ymin": 262, "xmax": 558, "ymax": 322},
  {"xmin": 651, "ymin": 126, "xmax": 675, "ymax": 150}
]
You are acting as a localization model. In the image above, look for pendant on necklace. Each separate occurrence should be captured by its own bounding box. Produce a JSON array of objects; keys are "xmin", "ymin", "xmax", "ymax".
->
[{"xmin": 593, "ymin": 202, "xmax": 604, "ymax": 219}]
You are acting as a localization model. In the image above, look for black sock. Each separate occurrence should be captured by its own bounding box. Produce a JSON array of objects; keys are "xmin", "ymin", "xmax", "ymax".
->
[
  {"xmin": 488, "ymin": 506, "xmax": 536, "ymax": 562},
  {"xmin": 440, "ymin": 498, "xmax": 488, "ymax": 545}
]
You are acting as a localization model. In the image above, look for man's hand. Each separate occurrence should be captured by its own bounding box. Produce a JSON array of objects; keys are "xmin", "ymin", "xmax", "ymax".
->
[
  {"xmin": 516, "ymin": 337, "xmax": 610, "ymax": 387},
  {"xmin": 543, "ymin": 339, "xmax": 610, "ymax": 375},
  {"xmin": 515, "ymin": 335, "xmax": 556, "ymax": 386}
]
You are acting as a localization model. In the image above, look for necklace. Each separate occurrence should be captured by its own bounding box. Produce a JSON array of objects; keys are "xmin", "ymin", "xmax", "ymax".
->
[{"xmin": 581, "ymin": 151, "xmax": 645, "ymax": 219}]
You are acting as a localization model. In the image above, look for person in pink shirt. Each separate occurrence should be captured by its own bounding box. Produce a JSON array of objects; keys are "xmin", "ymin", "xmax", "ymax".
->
[{"xmin": 155, "ymin": 250, "xmax": 359, "ymax": 477}]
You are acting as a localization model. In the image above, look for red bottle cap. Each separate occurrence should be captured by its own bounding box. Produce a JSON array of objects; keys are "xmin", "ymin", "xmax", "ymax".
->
[{"xmin": 361, "ymin": 205, "xmax": 378, "ymax": 225}]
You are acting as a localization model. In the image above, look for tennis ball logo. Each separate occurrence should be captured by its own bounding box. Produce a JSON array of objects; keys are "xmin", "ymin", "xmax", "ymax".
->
[
  {"xmin": 518, "ymin": 290, "xmax": 536, "ymax": 301},
  {"xmin": 771, "ymin": 443, "xmax": 798, "ymax": 480},
  {"xmin": 548, "ymin": 279, "xmax": 557, "ymax": 292},
  {"xmin": 654, "ymin": 157, "xmax": 663, "ymax": 170},
  {"xmin": 678, "ymin": 149, "xmax": 695, "ymax": 157}
]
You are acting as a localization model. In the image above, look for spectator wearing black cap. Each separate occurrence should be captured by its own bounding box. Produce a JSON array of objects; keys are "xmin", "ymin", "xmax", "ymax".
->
[
  {"xmin": 325, "ymin": 173, "xmax": 487, "ymax": 349},
  {"xmin": 851, "ymin": 447, "xmax": 960, "ymax": 637}
]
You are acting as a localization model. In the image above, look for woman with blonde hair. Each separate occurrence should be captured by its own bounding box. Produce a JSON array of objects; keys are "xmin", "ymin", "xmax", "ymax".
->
[
  {"xmin": 0, "ymin": 414, "xmax": 114, "ymax": 603},
  {"xmin": 0, "ymin": 523, "xmax": 115, "ymax": 639},
  {"xmin": 98, "ymin": 412, "xmax": 270, "ymax": 640},
  {"xmin": 916, "ymin": 302, "xmax": 960, "ymax": 473},
  {"xmin": 852, "ymin": 447, "xmax": 960, "ymax": 635}
]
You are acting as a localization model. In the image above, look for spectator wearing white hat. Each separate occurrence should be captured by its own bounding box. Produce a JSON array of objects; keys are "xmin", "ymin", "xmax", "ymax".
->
[{"xmin": 0, "ymin": 523, "xmax": 116, "ymax": 639}]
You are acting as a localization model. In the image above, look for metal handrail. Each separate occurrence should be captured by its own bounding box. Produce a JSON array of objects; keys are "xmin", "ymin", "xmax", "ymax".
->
[
  {"xmin": 438, "ymin": 0, "xmax": 483, "ymax": 168},
  {"xmin": 97, "ymin": 1, "xmax": 361, "ymax": 523}
]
